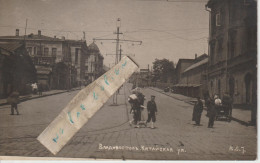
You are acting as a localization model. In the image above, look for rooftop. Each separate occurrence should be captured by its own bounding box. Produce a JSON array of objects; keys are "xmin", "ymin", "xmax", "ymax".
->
[
  {"xmin": 183, "ymin": 58, "xmax": 208, "ymax": 73},
  {"xmin": 0, "ymin": 42, "xmax": 23, "ymax": 54}
]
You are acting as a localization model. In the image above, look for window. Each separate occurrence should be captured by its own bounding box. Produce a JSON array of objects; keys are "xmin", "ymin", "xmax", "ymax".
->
[
  {"xmin": 33, "ymin": 47, "xmax": 37, "ymax": 55},
  {"xmin": 229, "ymin": 30, "xmax": 236, "ymax": 58},
  {"xmin": 217, "ymin": 38, "xmax": 223, "ymax": 60},
  {"xmin": 216, "ymin": 13, "xmax": 221, "ymax": 26},
  {"xmin": 52, "ymin": 48, "xmax": 57, "ymax": 57},
  {"xmin": 75, "ymin": 48, "xmax": 79, "ymax": 64},
  {"xmin": 210, "ymin": 42, "xmax": 216, "ymax": 64},
  {"xmin": 44, "ymin": 48, "xmax": 49, "ymax": 56},
  {"xmin": 27, "ymin": 47, "xmax": 32, "ymax": 55},
  {"xmin": 85, "ymin": 66, "xmax": 88, "ymax": 72}
]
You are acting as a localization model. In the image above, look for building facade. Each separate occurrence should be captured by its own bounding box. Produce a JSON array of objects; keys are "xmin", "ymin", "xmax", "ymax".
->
[
  {"xmin": 0, "ymin": 29, "xmax": 88, "ymax": 90},
  {"xmin": 67, "ymin": 40, "xmax": 88, "ymax": 87},
  {"xmin": 174, "ymin": 58, "xmax": 194, "ymax": 85},
  {"xmin": 179, "ymin": 55, "xmax": 208, "ymax": 98},
  {"xmin": 206, "ymin": 0, "xmax": 257, "ymax": 105},
  {"xmin": 85, "ymin": 42, "xmax": 104, "ymax": 83},
  {"xmin": 0, "ymin": 42, "xmax": 36, "ymax": 98}
]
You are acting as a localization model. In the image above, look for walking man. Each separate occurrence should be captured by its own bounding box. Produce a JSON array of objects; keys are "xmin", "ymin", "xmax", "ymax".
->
[
  {"xmin": 7, "ymin": 89, "xmax": 20, "ymax": 115},
  {"xmin": 192, "ymin": 97, "xmax": 203, "ymax": 125},
  {"xmin": 208, "ymin": 98, "xmax": 216, "ymax": 128},
  {"xmin": 146, "ymin": 95, "xmax": 157, "ymax": 129},
  {"xmin": 222, "ymin": 92, "xmax": 232, "ymax": 120}
]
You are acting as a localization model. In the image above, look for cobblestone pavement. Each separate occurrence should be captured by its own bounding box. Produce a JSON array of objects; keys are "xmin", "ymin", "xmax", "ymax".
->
[{"xmin": 0, "ymin": 83, "xmax": 257, "ymax": 160}]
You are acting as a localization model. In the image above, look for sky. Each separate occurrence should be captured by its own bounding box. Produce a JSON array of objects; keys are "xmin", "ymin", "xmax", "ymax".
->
[{"xmin": 0, "ymin": 0, "xmax": 209, "ymax": 69}]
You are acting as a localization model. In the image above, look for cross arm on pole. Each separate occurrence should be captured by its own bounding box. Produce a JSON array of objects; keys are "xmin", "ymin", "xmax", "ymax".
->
[
  {"xmin": 119, "ymin": 39, "xmax": 142, "ymax": 45},
  {"xmin": 93, "ymin": 38, "xmax": 117, "ymax": 41}
]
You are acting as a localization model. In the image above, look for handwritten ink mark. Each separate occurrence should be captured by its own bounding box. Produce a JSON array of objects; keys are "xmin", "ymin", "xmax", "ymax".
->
[
  {"xmin": 122, "ymin": 60, "xmax": 127, "ymax": 68},
  {"xmin": 104, "ymin": 75, "xmax": 109, "ymax": 85},
  {"xmin": 115, "ymin": 68, "xmax": 119, "ymax": 75},
  {"xmin": 53, "ymin": 134, "xmax": 59, "ymax": 143},
  {"xmin": 101, "ymin": 85, "xmax": 104, "ymax": 91},
  {"xmin": 80, "ymin": 104, "xmax": 86, "ymax": 110},
  {"xmin": 59, "ymin": 128, "xmax": 64, "ymax": 134},
  {"xmin": 93, "ymin": 92, "xmax": 98, "ymax": 100},
  {"xmin": 77, "ymin": 112, "xmax": 80, "ymax": 118},
  {"xmin": 68, "ymin": 111, "xmax": 74, "ymax": 124}
]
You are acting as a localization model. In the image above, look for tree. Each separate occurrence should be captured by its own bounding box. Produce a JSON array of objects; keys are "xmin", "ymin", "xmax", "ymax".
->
[{"xmin": 152, "ymin": 58, "xmax": 175, "ymax": 83}]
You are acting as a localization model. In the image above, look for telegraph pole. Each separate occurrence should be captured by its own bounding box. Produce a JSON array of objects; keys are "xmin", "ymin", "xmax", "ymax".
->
[
  {"xmin": 93, "ymin": 18, "xmax": 142, "ymax": 105},
  {"xmin": 24, "ymin": 18, "xmax": 28, "ymax": 41}
]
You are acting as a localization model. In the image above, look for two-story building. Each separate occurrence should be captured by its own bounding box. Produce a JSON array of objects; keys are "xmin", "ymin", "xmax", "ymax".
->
[
  {"xmin": 0, "ymin": 42, "xmax": 36, "ymax": 98},
  {"xmin": 206, "ymin": 0, "xmax": 257, "ymax": 105},
  {"xmin": 85, "ymin": 42, "xmax": 104, "ymax": 83},
  {"xmin": 0, "ymin": 29, "xmax": 88, "ymax": 90},
  {"xmin": 178, "ymin": 54, "xmax": 209, "ymax": 98}
]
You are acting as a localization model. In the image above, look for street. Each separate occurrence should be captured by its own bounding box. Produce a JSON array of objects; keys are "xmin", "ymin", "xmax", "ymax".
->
[{"xmin": 0, "ymin": 83, "xmax": 256, "ymax": 160}]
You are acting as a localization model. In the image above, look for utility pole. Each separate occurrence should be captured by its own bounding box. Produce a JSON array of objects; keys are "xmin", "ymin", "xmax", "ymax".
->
[
  {"xmin": 93, "ymin": 18, "xmax": 142, "ymax": 105},
  {"xmin": 24, "ymin": 19, "xmax": 28, "ymax": 42},
  {"xmin": 119, "ymin": 45, "xmax": 122, "ymax": 61}
]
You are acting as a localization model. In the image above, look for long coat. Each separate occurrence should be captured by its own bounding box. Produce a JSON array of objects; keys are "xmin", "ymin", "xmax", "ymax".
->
[
  {"xmin": 7, "ymin": 91, "xmax": 19, "ymax": 104},
  {"xmin": 208, "ymin": 102, "xmax": 216, "ymax": 117},
  {"xmin": 192, "ymin": 100, "xmax": 203, "ymax": 121}
]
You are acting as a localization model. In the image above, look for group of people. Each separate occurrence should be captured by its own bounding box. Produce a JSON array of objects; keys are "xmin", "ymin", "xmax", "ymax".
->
[
  {"xmin": 192, "ymin": 92, "xmax": 233, "ymax": 128},
  {"xmin": 128, "ymin": 88, "xmax": 158, "ymax": 129}
]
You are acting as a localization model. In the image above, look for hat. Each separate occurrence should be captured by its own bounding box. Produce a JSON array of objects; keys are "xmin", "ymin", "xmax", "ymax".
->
[
  {"xmin": 214, "ymin": 95, "xmax": 218, "ymax": 99},
  {"xmin": 151, "ymin": 95, "xmax": 155, "ymax": 97}
]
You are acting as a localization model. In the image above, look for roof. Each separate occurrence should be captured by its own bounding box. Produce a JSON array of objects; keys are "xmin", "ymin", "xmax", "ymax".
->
[
  {"xmin": 173, "ymin": 83, "xmax": 201, "ymax": 87},
  {"xmin": 88, "ymin": 42, "xmax": 100, "ymax": 52},
  {"xmin": 176, "ymin": 58, "xmax": 194, "ymax": 68},
  {"xmin": 0, "ymin": 34, "xmax": 62, "ymax": 41},
  {"xmin": 183, "ymin": 58, "xmax": 208, "ymax": 73},
  {"xmin": 0, "ymin": 42, "xmax": 23, "ymax": 54}
]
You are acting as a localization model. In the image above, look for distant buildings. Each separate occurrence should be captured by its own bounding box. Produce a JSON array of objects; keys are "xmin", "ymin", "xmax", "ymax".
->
[
  {"xmin": 85, "ymin": 42, "xmax": 104, "ymax": 83},
  {"xmin": 206, "ymin": 0, "xmax": 257, "ymax": 105},
  {"xmin": 174, "ymin": 54, "xmax": 208, "ymax": 98},
  {"xmin": 0, "ymin": 42, "xmax": 36, "ymax": 98},
  {"xmin": 174, "ymin": 58, "xmax": 194, "ymax": 85},
  {"xmin": 0, "ymin": 29, "xmax": 104, "ymax": 91}
]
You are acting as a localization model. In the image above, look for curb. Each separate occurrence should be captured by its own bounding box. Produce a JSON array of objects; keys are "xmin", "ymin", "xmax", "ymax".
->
[
  {"xmin": 0, "ymin": 88, "xmax": 81, "ymax": 106},
  {"xmin": 149, "ymin": 87, "xmax": 251, "ymax": 126}
]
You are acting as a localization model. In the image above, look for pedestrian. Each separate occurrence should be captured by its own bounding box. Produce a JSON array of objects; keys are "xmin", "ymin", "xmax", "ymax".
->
[
  {"xmin": 146, "ymin": 95, "xmax": 157, "ymax": 129},
  {"xmin": 128, "ymin": 93, "xmax": 140, "ymax": 128},
  {"xmin": 38, "ymin": 83, "xmax": 43, "ymax": 96},
  {"xmin": 222, "ymin": 92, "xmax": 232, "ymax": 119},
  {"xmin": 208, "ymin": 98, "xmax": 216, "ymax": 128},
  {"xmin": 7, "ymin": 89, "xmax": 20, "ymax": 115},
  {"xmin": 192, "ymin": 97, "xmax": 203, "ymax": 125},
  {"xmin": 205, "ymin": 97, "xmax": 211, "ymax": 117},
  {"xmin": 137, "ymin": 92, "xmax": 146, "ymax": 127}
]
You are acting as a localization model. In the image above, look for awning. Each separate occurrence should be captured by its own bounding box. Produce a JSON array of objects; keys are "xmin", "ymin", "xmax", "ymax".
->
[{"xmin": 173, "ymin": 84, "xmax": 202, "ymax": 87}]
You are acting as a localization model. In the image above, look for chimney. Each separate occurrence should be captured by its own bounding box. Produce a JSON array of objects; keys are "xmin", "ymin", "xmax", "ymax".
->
[
  {"xmin": 38, "ymin": 30, "xmax": 41, "ymax": 36},
  {"xmin": 61, "ymin": 36, "xmax": 65, "ymax": 40},
  {"xmin": 195, "ymin": 53, "xmax": 197, "ymax": 59},
  {"xmin": 15, "ymin": 29, "xmax": 19, "ymax": 36}
]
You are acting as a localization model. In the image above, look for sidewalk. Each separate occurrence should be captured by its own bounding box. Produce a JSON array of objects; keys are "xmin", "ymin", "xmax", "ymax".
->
[
  {"xmin": 0, "ymin": 87, "xmax": 82, "ymax": 106},
  {"xmin": 150, "ymin": 87, "xmax": 253, "ymax": 126}
]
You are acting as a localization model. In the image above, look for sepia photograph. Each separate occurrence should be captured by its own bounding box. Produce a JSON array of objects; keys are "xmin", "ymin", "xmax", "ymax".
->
[{"xmin": 0, "ymin": 0, "xmax": 257, "ymax": 161}]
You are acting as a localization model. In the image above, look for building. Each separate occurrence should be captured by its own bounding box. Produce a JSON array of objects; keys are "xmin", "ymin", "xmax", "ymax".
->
[
  {"xmin": 0, "ymin": 42, "xmax": 36, "ymax": 98},
  {"xmin": 206, "ymin": 0, "xmax": 257, "ymax": 106},
  {"xmin": 174, "ymin": 58, "xmax": 194, "ymax": 85},
  {"xmin": 0, "ymin": 29, "xmax": 88, "ymax": 90},
  {"xmin": 85, "ymin": 42, "xmax": 104, "ymax": 83},
  {"xmin": 67, "ymin": 40, "xmax": 88, "ymax": 87},
  {"xmin": 178, "ymin": 54, "xmax": 209, "ymax": 98}
]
